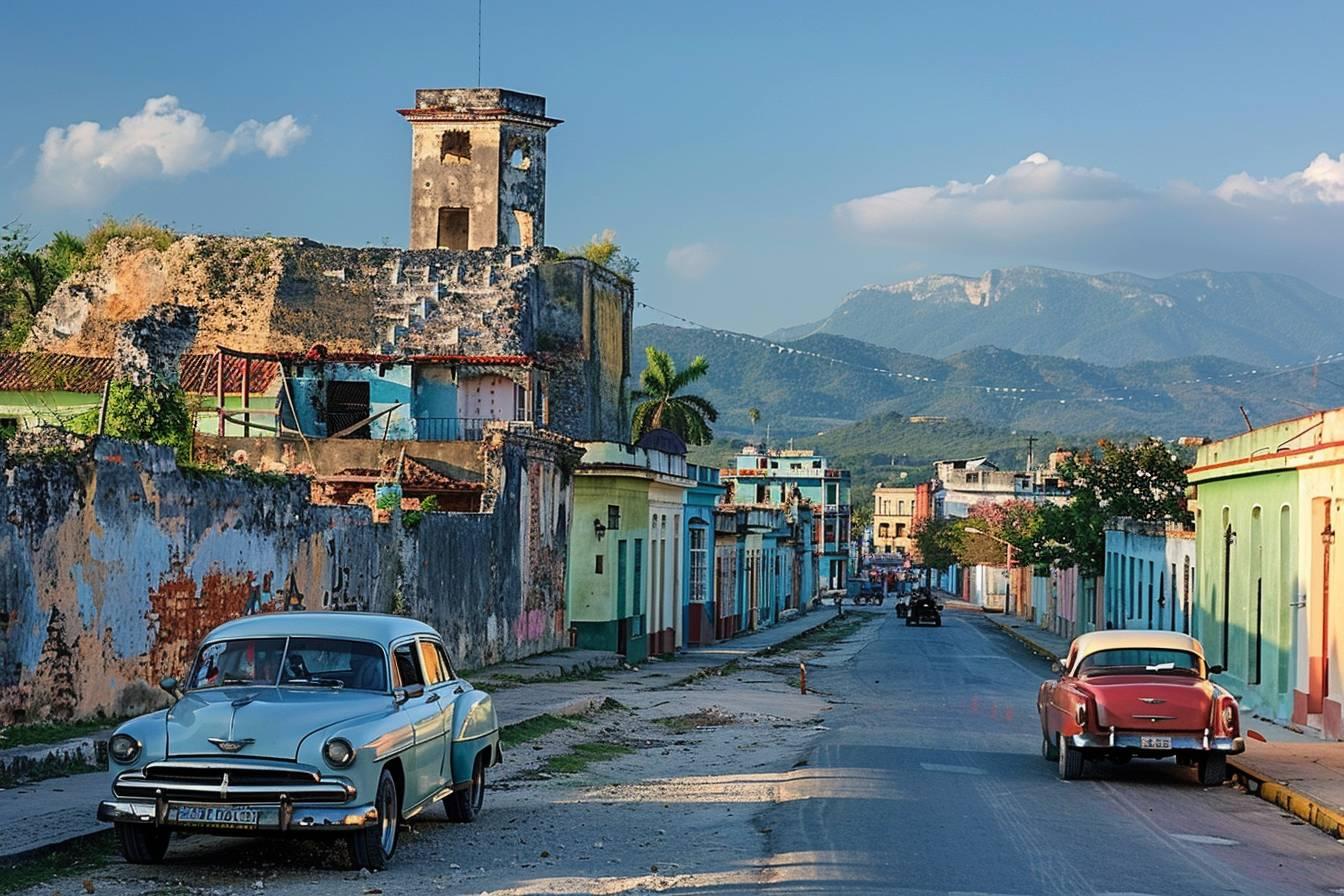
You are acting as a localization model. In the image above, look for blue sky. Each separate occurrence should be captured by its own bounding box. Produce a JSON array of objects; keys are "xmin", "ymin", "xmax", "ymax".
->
[{"xmin": 3, "ymin": 1, "xmax": 1343, "ymax": 333}]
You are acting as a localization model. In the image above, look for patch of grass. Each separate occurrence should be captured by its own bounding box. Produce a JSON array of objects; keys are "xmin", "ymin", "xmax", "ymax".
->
[
  {"xmin": 0, "ymin": 753, "xmax": 102, "ymax": 789},
  {"xmin": 533, "ymin": 741, "xmax": 634, "ymax": 776},
  {"xmin": 500, "ymin": 713, "xmax": 576, "ymax": 749},
  {"xmin": 0, "ymin": 830, "xmax": 115, "ymax": 895},
  {"xmin": 762, "ymin": 615, "xmax": 868, "ymax": 656},
  {"xmin": 655, "ymin": 709, "xmax": 736, "ymax": 734},
  {"xmin": 0, "ymin": 716, "xmax": 122, "ymax": 749}
]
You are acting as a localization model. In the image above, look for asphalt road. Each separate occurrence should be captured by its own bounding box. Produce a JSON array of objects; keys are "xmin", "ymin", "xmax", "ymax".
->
[{"xmin": 758, "ymin": 607, "xmax": 1344, "ymax": 896}]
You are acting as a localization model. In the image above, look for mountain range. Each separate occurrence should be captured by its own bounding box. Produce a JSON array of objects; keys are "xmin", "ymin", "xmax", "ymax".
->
[
  {"xmin": 633, "ymin": 323, "xmax": 1344, "ymax": 440},
  {"xmin": 768, "ymin": 267, "xmax": 1344, "ymax": 366}
]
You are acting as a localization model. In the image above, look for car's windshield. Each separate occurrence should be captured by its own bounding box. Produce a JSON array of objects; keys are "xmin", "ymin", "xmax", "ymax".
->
[
  {"xmin": 188, "ymin": 636, "xmax": 388, "ymax": 692},
  {"xmin": 1077, "ymin": 648, "xmax": 1203, "ymax": 677}
]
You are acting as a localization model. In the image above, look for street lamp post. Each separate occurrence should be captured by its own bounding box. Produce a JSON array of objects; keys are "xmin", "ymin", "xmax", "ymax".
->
[{"xmin": 965, "ymin": 526, "xmax": 1015, "ymax": 616}]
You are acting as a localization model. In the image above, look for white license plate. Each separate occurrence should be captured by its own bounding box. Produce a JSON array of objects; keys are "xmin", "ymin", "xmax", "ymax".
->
[
  {"xmin": 172, "ymin": 805, "xmax": 265, "ymax": 827},
  {"xmin": 1140, "ymin": 735, "xmax": 1172, "ymax": 750}
]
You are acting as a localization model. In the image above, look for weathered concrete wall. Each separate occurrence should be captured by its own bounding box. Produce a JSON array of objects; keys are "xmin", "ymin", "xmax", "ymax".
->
[
  {"xmin": 538, "ymin": 260, "xmax": 632, "ymax": 443},
  {"xmin": 0, "ymin": 430, "xmax": 578, "ymax": 724}
]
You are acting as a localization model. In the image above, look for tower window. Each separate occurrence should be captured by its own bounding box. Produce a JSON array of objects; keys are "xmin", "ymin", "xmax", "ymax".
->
[
  {"xmin": 506, "ymin": 137, "xmax": 531, "ymax": 170},
  {"xmin": 440, "ymin": 130, "xmax": 471, "ymax": 164},
  {"xmin": 437, "ymin": 207, "xmax": 469, "ymax": 249},
  {"xmin": 511, "ymin": 209, "xmax": 535, "ymax": 248}
]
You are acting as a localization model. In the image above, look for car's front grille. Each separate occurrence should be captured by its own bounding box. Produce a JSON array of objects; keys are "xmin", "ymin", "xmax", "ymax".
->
[{"xmin": 115, "ymin": 760, "xmax": 351, "ymax": 804}]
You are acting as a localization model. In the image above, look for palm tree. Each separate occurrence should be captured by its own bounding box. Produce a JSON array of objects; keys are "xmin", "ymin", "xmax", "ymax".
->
[
  {"xmin": 748, "ymin": 407, "xmax": 761, "ymax": 437},
  {"xmin": 630, "ymin": 346, "xmax": 719, "ymax": 445}
]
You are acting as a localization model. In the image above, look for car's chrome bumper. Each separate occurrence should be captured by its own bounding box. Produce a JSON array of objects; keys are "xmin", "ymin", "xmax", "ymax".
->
[
  {"xmin": 97, "ymin": 799, "xmax": 378, "ymax": 832},
  {"xmin": 1067, "ymin": 731, "xmax": 1245, "ymax": 754}
]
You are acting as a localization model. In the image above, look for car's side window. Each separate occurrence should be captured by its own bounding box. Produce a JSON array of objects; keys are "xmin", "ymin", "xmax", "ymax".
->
[
  {"xmin": 433, "ymin": 641, "xmax": 456, "ymax": 682},
  {"xmin": 417, "ymin": 639, "xmax": 448, "ymax": 686},
  {"xmin": 392, "ymin": 642, "xmax": 425, "ymax": 688}
]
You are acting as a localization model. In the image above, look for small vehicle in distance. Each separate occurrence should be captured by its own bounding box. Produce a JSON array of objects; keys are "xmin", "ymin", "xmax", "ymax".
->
[
  {"xmin": 98, "ymin": 613, "xmax": 502, "ymax": 869},
  {"xmin": 1036, "ymin": 630, "xmax": 1244, "ymax": 784},
  {"xmin": 854, "ymin": 582, "xmax": 886, "ymax": 606},
  {"xmin": 906, "ymin": 589, "xmax": 942, "ymax": 626}
]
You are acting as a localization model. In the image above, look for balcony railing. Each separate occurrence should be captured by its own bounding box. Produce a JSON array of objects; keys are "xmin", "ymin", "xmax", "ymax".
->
[{"xmin": 413, "ymin": 417, "xmax": 497, "ymax": 441}]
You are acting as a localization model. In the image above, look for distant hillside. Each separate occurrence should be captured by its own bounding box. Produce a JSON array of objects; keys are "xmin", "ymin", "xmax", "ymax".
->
[
  {"xmin": 634, "ymin": 322, "xmax": 1344, "ymax": 440},
  {"xmin": 768, "ymin": 266, "xmax": 1344, "ymax": 366}
]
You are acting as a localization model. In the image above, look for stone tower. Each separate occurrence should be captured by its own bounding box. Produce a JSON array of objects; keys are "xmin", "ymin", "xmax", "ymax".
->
[{"xmin": 400, "ymin": 88, "xmax": 561, "ymax": 251}]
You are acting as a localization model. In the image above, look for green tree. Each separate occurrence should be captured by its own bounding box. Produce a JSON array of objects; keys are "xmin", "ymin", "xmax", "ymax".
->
[
  {"xmin": 571, "ymin": 228, "xmax": 639, "ymax": 280},
  {"xmin": 70, "ymin": 377, "xmax": 193, "ymax": 456},
  {"xmin": 955, "ymin": 499, "xmax": 1042, "ymax": 567},
  {"xmin": 911, "ymin": 516, "xmax": 961, "ymax": 570},
  {"xmin": 1036, "ymin": 438, "xmax": 1192, "ymax": 577},
  {"xmin": 631, "ymin": 346, "xmax": 719, "ymax": 445},
  {"xmin": 0, "ymin": 223, "xmax": 87, "ymax": 346},
  {"xmin": 748, "ymin": 407, "xmax": 761, "ymax": 436}
]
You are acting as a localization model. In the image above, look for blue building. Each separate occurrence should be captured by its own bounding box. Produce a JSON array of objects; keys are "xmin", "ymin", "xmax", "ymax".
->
[{"xmin": 683, "ymin": 464, "xmax": 726, "ymax": 647}]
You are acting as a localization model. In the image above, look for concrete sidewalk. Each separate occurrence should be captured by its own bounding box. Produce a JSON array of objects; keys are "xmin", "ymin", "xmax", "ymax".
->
[
  {"xmin": 981, "ymin": 610, "xmax": 1344, "ymax": 841},
  {"xmin": 0, "ymin": 606, "xmax": 844, "ymax": 863}
]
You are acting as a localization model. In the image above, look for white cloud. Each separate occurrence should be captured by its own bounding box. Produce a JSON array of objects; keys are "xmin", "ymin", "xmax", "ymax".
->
[
  {"xmin": 33, "ymin": 96, "xmax": 310, "ymax": 206},
  {"xmin": 834, "ymin": 151, "xmax": 1344, "ymax": 291},
  {"xmin": 665, "ymin": 242, "xmax": 720, "ymax": 280}
]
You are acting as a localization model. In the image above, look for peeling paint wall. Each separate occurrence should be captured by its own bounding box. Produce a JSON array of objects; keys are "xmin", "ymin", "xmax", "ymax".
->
[{"xmin": 0, "ymin": 431, "xmax": 578, "ymax": 724}]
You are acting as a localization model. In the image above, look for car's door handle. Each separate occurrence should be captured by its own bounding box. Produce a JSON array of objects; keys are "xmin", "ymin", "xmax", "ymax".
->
[{"xmin": 426, "ymin": 693, "xmax": 441, "ymax": 703}]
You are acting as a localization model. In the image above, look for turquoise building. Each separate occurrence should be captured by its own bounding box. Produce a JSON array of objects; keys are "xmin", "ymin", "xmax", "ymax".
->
[{"xmin": 721, "ymin": 446, "xmax": 851, "ymax": 591}]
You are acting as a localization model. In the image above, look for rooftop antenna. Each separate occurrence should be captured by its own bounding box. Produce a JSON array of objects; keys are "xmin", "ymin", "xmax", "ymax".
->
[{"xmin": 477, "ymin": 0, "xmax": 483, "ymax": 86}]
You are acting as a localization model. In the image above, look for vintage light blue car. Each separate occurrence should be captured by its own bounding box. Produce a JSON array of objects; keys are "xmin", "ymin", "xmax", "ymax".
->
[{"xmin": 97, "ymin": 612, "xmax": 502, "ymax": 869}]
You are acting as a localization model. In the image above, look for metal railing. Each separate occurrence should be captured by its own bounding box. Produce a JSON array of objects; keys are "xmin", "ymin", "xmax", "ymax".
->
[{"xmin": 412, "ymin": 416, "xmax": 496, "ymax": 441}]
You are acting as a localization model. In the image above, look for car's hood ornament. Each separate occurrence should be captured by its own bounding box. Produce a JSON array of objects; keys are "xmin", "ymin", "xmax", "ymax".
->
[
  {"xmin": 1138, "ymin": 697, "xmax": 1166, "ymax": 704},
  {"xmin": 208, "ymin": 737, "xmax": 255, "ymax": 753}
]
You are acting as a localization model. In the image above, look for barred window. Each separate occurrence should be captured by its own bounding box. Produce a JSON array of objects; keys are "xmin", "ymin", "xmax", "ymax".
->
[{"xmin": 690, "ymin": 527, "xmax": 708, "ymax": 602}]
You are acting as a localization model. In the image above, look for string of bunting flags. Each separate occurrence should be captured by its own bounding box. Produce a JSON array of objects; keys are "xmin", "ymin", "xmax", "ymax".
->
[{"xmin": 635, "ymin": 300, "xmax": 1344, "ymax": 407}]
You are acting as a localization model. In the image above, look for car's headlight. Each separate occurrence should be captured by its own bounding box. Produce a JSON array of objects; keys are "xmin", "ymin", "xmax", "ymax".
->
[
  {"xmin": 323, "ymin": 737, "xmax": 356, "ymax": 768},
  {"xmin": 109, "ymin": 733, "xmax": 141, "ymax": 764}
]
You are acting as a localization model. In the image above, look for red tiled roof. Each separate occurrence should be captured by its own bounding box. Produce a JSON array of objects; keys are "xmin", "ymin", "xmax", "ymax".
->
[
  {"xmin": 0, "ymin": 354, "xmax": 114, "ymax": 392},
  {"xmin": 179, "ymin": 355, "xmax": 280, "ymax": 393},
  {"xmin": 0, "ymin": 353, "xmax": 280, "ymax": 394}
]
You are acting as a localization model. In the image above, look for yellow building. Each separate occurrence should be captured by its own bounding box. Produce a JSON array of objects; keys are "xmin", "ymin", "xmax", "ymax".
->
[{"xmin": 873, "ymin": 484, "xmax": 917, "ymax": 556}]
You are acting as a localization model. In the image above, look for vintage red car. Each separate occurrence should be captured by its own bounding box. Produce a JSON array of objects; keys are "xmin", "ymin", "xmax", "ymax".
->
[{"xmin": 1037, "ymin": 630, "xmax": 1244, "ymax": 784}]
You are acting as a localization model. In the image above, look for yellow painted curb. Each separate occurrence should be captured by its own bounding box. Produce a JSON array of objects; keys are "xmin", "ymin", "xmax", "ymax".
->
[{"xmin": 1231, "ymin": 759, "xmax": 1344, "ymax": 840}]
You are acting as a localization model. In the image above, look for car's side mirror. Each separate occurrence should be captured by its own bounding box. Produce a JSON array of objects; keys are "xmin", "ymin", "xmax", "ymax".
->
[
  {"xmin": 1208, "ymin": 664, "xmax": 1224, "ymax": 675},
  {"xmin": 393, "ymin": 683, "xmax": 426, "ymax": 705},
  {"xmin": 159, "ymin": 676, "xmax": 182, "ymax": 701},
  {"xmin": 1050, "ymin": 661, "xmax": 1064, "ymax": 675}
]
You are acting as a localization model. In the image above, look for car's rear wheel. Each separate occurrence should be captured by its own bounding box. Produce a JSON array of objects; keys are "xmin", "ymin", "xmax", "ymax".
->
[
  {"xmin": 1041, "ymin": 730, "xmax": 1059, "ymax": 761},
  {"xmin": 350, "ymin": 767, "xmax": 399, "ymax": 870},
  {"xmin": 444, "ymin": 754, "xmax": 486, "ymax": 823},
  {"xmin": 1057, "ymin": 735, "xmax": 1084, "ymax": 780},
  {"xmin": 934, "ymin": 616, "xmax": 942, "ymax": 627},
  {"xmin": 115, "ymin": 822, "xmax": 170, "ymax": 864},
  {"xmin": 1197, "ymin": 753, "xmax": 1227, "ymax": 787},
  {"xmin": 905, "ymin": 616, "xmax": 914, "ymax": 626}
]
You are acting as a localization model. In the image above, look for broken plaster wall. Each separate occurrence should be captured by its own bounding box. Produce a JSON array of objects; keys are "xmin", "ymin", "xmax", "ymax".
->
[{"xmin": 0, "ymin": 430, "xmax": 578, "ymax": 724}]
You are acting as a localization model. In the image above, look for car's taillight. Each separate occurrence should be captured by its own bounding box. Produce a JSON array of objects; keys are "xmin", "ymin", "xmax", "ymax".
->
[
  {"xmin": 1074, "ymin": 703, "xmax": 1088, "ymax": 727},
  {"xmin": 1220, "ymin": 699, "xmax": 1238, "ymax": 734}
]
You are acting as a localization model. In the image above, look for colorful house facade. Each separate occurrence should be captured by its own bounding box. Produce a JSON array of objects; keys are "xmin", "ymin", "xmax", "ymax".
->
[
  {"xmin": 1103, "ymin": 518, "xmax": 1197, "ymax": 634},
  {"xmin": 722, "ymin": 445, "xmax": 851, "ymax": 591},
  {"xmin": 1186, "ymin": 410, "xmax": 1344, "ymax": 738},
  {"xmin": 684, "ymin": 464, "xmax": 726, "ymax": 647}
]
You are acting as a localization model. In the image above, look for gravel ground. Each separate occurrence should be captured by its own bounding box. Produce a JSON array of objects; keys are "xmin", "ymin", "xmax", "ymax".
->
[{"xmin": 18, "ymin": 616, "xmax": 879, "ymax": 896}]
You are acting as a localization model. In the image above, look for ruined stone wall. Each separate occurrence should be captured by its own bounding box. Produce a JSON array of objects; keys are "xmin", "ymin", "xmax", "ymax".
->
[
  {"xmin": 537, "ymin": 259, "xmax": 632, "ymax": 443},
  {"xmin": 25, "ymin": 237, "xmax": 556, "ymax": 359},
  {"xmin": 0, "ymin": 431, "xmax": 578, "ymax": 724}
]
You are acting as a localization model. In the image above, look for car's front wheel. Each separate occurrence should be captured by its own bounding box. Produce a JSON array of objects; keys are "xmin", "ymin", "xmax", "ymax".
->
[
  {"xmin": 1057, "ymin": 735, "xmax": 1084, "ymax": 780},
  {"xmin": 445, "ymin": 754, "xmax": 486, "ymax": 823},
  {"xmin": 350, "ymin": 767, "xmax": 400, "ymax": 870},
  {"xmin": 1197, "ymin": 753, "xmax": 1227, "ymax": 787},
  {"xmin": 115, "ymin": 822, "xmax": 170, "ymax": 864}
]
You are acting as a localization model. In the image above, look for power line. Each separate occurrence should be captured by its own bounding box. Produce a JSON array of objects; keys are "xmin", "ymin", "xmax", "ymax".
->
[{"xmin": 634, "ymin": 299, "xmax": 1344, "ymax": 405}]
